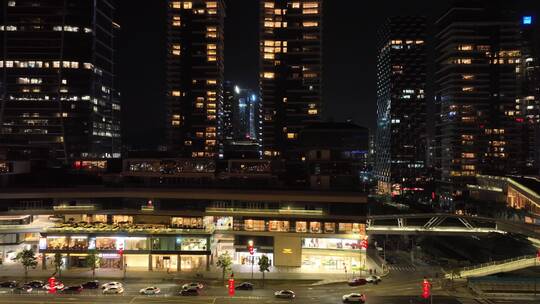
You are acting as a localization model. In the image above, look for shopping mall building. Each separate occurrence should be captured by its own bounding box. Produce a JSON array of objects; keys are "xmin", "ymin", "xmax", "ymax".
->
[{"xmin": 0, "ymin": 188, "xmax": 369, "ymax": 274}]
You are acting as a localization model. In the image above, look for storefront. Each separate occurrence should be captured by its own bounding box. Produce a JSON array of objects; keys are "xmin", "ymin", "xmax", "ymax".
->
[
  {"xmin": 99, "ymin": 253, "xmax": 122, "ymax": 268},
  {"xmin": 153, "ymin": 254, "xmax": 177, "ymax": 271},
  {"xmin": 301, "ymin": 249, "xmax": 365, "ymax": 273}
]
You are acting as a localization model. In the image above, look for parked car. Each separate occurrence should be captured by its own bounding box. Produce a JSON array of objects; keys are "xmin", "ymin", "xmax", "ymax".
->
[
  {"xmin": 43, "ymin": 281, "xmax": 65, "ymax": 290},
  {"xmin": 235, "ymin": 282, "xmax": 254, "ymax": 290},
  {"xmin": 342, "ymin": 293, "xmax": 366, "ymax": 303},
  {"xmin": 181, "ymin": 282, "xmax": 203, "ymax": 290},
  {"xmin": 179, "ymin": 288, "xmax": 198, "ymax": 296},
  {"xmin": 81, "ymin": 281, "xmax": 99, "ymax": 289},
  {"xmin": 274, "ymin": 290, "xmax": 295, "ymax": 299},
  {"xmin": 365, "ymin": 275, "xmax": 381, "ymax": 284},
  {"xmin": 103, "ymin": 286, "xmax": 124, "ymax": 294},
  {"xmin": 0, "ymin": 281, "xmax": 17, "ymax": 288},
  {"xmin": 348, "ymin": 278, "xmax": 367, "ymax": 286},
  {"xmin": 101, "ymin": 282, "xmax": 123, "ymax": 289},
  {"xmin": 139, "ymin": 286, "xmax": 160, "ymax": 295},
  {"xmin": 61, "ymin": 285, "xmax": 83, "ymax": 294},
  {"xmin": 25, "ymin": 281, "xmax": 45, "ymax": 289},
  {"xmin": 12, "ymin": 285, "xmax": 32, "ymax": 294}
]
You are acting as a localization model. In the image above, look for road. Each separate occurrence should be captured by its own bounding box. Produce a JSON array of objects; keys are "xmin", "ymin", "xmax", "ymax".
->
[{"xmin": 0, "ymin": 270, "xmax": 538, "ymax": 304}]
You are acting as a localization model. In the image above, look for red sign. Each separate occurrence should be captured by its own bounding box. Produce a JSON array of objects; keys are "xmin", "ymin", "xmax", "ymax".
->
[
  {"xmin": 118, "ymin": 249, "xmax": 124, "ymax": 256},
  {"xmin": 248, "ymin": 240, "xmax": 254, "ymax": 255},
  {"xmin": 228, "ymin": 278, "xmax": 235, "ymax": 296},
  {"xmin": 422, "ymin": 278, "xmax": 431, "ymax": 299},
  {"xmin": 360, "ymin": 237, "xmax": 368, "ymax": 250}
]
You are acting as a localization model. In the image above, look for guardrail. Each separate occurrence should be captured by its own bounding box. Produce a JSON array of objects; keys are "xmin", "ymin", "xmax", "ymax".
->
[{"xmin": 460, "ymin": 255, "xmax": 535, "ymax": 272}]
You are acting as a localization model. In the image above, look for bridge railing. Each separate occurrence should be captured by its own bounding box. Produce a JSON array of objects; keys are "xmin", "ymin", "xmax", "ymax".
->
[{"xmin": 460, "ymin": 255, "xmax": 536, "ymax": 272}]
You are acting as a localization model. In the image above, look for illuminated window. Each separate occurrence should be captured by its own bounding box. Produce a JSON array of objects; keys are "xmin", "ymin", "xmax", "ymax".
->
[
  {"xmin": 172, "ymin": 91, "xmax": 181, "ymax": 97},
  {"xmin": 308, "ymin": 109, "xmax": 318, "ymax": 115},
  {"xmin": 461, "ymin": 153, "xmax": 475, "ymax": 159},
  {"xmin": 462, "ymin": 87, "xmax": 474, "ymax": 92},
  {"xmin": 183, "ymin": 1, "xmax": 192, "ymax": 9},
  {"xmin": 287, "ymin": 132, "xmax": 297, "ymax": 139},
  {"xmin": 303, "ymin": 2, "xmax": 318, "ymax": 8},
  {"xmin": 264, "ymin": 2, "xmax": 274, "ymax": 8},
  {"xmin": 172, "ymin": 44, "xmax": 181, "ymax": 56},
  {"xmin": 171, "ymin": 1, "xmax": 181, "ymax": 9},
  {"xmin": 263, "ymin": 72, "xmax": 275, "ymax": 79},
  {"xmin": 292, "ymin": 2, "xmax": 300, "ymax": 8},
  {"xmin": 172, "ymin": 16, "xmax": 181, "ymax": 27},
  {"xmin": 462, "ymin": 74, "xmax": 474, "ymax": 80},
  {"xmin": 207, "ymin": 79, "xmax": 217, "ymax": 85},
  {"xmin": 303, "ymin": 21, "xmax": 318, "ymax": 27},
  {"xmin": 454, "ymin": 58, "xmax": 472, "ymax": 64},
  {"xmin": 458, "ymin": 45, "xmax": 474, "ymax": 51},
  {"xmin": 303, "ymin": 9, "xmax": 318, "ymax": 14},
  {"xmin": 206, "ymin": 1, "xmax": 217, "ymax": 8}
]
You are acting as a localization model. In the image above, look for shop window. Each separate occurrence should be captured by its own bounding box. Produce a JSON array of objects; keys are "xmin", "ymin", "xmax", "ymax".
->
[
  {"xmin": 324, "ymin": 222, "xmax": 335, "ymax": 233},
  {"xmin": 309, "ymin": 222, "xmax": 321, "ymax": 233},
  {"xmin": 68, "ymin": 236, "xmax": 88, "ymax": 250},
  {"xmin": 124, "ymin": 237, "xmax": 147, "ymax": 250},
  {"xmin": 112, "ymin": 215, "xmax": 133, "ymax": 224},
  {"xmin": 47, "ymin": 236, "xmax": 68, "ymax": 250},
  {"xmin": 338, "ymin": 223, "xmax": 364, "ymax": 234},
  {"xmin": 268, "ymin": 220, "xmax": 289, "ymax": 232},
  {"xmin": 214, "ymin": 216, "xmax": 233, "ymax": 230},
  {"xmin": 171, "ymin": 217, "xmax": 204, "ymax": 229},
  {"xmin": 295, "ymin": 221, "xmax": 307, "ymax": 233},
  {"xmin": 180, "ymin": 238, "xmax": 207, "ymax": 251},
  {"xmin": 244, "ymin": 219, "xmax": 265, "ymax": 231},
  {"xmin": 96, "ymin": 237, "xmax": 117, "ymax": 250}
]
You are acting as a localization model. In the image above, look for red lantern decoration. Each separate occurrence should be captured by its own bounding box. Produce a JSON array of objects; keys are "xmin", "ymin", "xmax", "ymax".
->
[
  {"xmin": 422, "ymin": 278, "xmax": 431, "ymax": 299},
  {"xmin": 48, "ymin": 277, "xmax": 56, "ymax": 294},
  {"xmin": 360, "ymin": 237, "xmax": 368, "ymax": 250},
  {"xmin": 248, "ymin": 240, "xmax": 254, "ymax": 255},
  {"xmin": 228, "ymin": 276, "xmax": 235, "ymax": 296}
]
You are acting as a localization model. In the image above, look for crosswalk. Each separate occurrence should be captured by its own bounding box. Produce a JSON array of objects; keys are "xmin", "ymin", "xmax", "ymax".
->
[
  {"xmin": 457, "ymin": 298, "xmax": 495, "ymax": 304},
  {"xmin": 387, "ymin": 265, "xmax": 416, "ymax": 272}
]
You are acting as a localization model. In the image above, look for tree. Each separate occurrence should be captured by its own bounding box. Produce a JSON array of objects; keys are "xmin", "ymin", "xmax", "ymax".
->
[
  {"xmin": 53, "ymin": 252, "xmax": 64, "ymax": 278},
  {"xmin": 216, "ymin": 252, "xmax": 232, "ymax": 282},
  {"xmin": 258, "ymin": 254, "xmax": 271, "ymax": 287},
  {"xmin": 86, "ymin": 249, "xmax": 100, "ymax": 279},
  {"xmin": 13, "ymin": 249, "xmax": 38, "ymax": 280}
]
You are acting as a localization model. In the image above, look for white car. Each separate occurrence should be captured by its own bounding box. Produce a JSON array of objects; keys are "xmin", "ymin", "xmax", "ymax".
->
[
  {"xmin": 103, "ymin": 286, "xmax": 124, "ymax": 294},
  {"xmin": 365, "ymin": 275, "xmax": 381, "ymax": 284},
  {"xmin": 274, "ymin": 290, "xmax": 295, "ymax": 299},
  {"xmin": 139, "ymin": 286, "xmax": 160, "ymax": 295},
  {"xmin": 101, "ymin": 282, "xmax": 123, "ymax": 289},
  {"xmin": 42, "ymin": 282, "xmax": 65, "ymax": 290},
  {"xmin": 182, "ymin": 282, "xmax": 203, "ymax": 290},
  {"xmin": 342, "ymin": 293, "xmax": 366, "ymax": 303}
]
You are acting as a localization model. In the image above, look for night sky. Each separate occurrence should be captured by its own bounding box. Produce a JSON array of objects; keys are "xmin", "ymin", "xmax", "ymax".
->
[{"xmin": 118, "ymin": 0, "xmax": 538, "ymax": 148}]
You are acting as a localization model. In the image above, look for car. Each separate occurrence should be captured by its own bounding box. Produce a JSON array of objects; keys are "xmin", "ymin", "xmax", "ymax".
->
[
  {"xmin": 365, "ymin": 275, "xmax": 381, "ymax": 284},
  {"xmin": 181, "ymin": 282, "xmax": 203, "ymax": 290},
  {"xmin": 235, "ymin": 282, "xmax": 254, "ymax": 290},
  {"xmin": 139, "ymin": 286, "xmax": 160, "ymax": 295},
  {"xmin": 12, "ymin": 285, "xmax": 32, "ymax": 294},
  {"xmin": 179, "ymin": 288, "xmax": 199, "ymax": 296},
  {"xmin": 43, "ymin": 281, "xmax": 65, "ymax": 290},
  {"xmin": 81, "ymin": 281, "xmax": 99, "ymax": 289},
  {"xmin": 347, "ymin": 278, "xmax": 367, "ymax": 286},
  {"xmin": 101, "ymin": 282, "xmax": 123, "ymax": 289},
  {"xmin": 103, "ymin": 287, "xmax": 124, "ymax": 294},
  {"xmin": 342, "ymin": 293, "xmax": 366, "ymax": 303},
  {"xmin": 274, "ymin": 290, "xmax": 295, "ymax": 299},
  {"xmin": 25, "ymin": 281, "xmax": 45, "ymax": 289},
  {"xmin": 0, "ymin": 281, "xmax": 17, "ymax": 288},
  {"xmin": 61, "ymin": 285, "xmax": 83, "ymax": 294}
]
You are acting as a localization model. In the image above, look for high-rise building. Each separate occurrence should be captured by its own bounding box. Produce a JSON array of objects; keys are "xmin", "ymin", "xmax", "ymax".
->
[
  {"xmin": 166, "ymin": 0, "xmax": 225, "ymax": 159},
  {"xmin": 0, "ymin": 0, "xmax": 121, "ymax": 162},
  {"xmin": 375, "ymin": 17, "xmax": 428, "ymax": 195},
  {"xmin": 260, "ymin": 0, "xmax": 322, "ymax": 160},
  {"xmin": 222, "ymin": 83, "xmax": 262, "ymax": 159},
  {"xmin": 434, "ymin": 1, "xmax": 524, "ymax": 200},
  {"xmin": 517, "ymin": 15, "xmax": 540, "ymax": 174}
]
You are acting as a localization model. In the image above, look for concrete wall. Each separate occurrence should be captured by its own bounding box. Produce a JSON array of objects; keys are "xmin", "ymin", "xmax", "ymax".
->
[{"xmin": 273, "ymin": 236, "xmax": 302, "ymax": 267}]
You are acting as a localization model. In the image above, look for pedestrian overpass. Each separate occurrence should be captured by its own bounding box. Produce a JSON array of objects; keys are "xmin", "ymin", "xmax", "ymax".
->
[
  {"xmin": 365, "ymin": 213, "xmax": 539, "ymax": 237},
  {"xmin": 444, "ymin": 255, "xmax": 539, "ymax": 279}
]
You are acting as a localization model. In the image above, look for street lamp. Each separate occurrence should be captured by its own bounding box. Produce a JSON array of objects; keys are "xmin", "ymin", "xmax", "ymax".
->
[{"xmin": 248, "ymin": 240, "xmax": 255, "ymax": 276}]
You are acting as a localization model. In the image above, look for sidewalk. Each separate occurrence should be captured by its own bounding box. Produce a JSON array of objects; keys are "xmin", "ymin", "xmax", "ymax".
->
[{"xmin": 0, "ymin": 263, "xmax": 356, "ymax": 282}]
